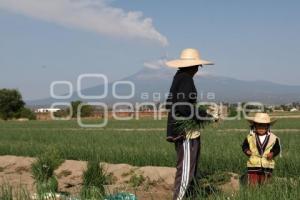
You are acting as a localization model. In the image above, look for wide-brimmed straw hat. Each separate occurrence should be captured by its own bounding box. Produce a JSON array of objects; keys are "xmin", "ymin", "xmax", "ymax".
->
[
  {"xmin": 247, "ymin": 113, "xmax": 277, "ymax": 125},
  {"xmin": 165, "ymin": 48, "xmax": 214, "ymax": 68}
]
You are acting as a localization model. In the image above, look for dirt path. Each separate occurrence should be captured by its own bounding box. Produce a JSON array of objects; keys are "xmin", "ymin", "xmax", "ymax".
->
[
  {"xmin": 0, "ymin": 155, "xmax": 174, "ymax": 200},
  {"xmin": 0, "ymin": 155, "xmax": 240, "ymax": 199}
]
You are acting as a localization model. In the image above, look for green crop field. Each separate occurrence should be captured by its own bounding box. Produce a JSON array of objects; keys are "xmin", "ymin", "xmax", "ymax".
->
[
  {"xmin": 269, "ymin": 111, "xmax": 300, "ymax": 116},
  {"xmin": 0, "ymin": 118, "xmax": 299, "ymax": 199}
]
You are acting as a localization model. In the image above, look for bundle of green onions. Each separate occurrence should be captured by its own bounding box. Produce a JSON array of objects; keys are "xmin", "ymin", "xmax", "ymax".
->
[{"xmin": 175, "ymin": 105, "xmax": 215, "ymax": 134}]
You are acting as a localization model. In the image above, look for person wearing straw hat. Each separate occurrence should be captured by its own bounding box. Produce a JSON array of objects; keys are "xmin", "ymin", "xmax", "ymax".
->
[
  {"xmin": 242, "ymin": 112, "xmax": 281, "ymax": 186},
  {"xmin": 165, "ymin": 48, "xmax": 213, "ymax": 200}
]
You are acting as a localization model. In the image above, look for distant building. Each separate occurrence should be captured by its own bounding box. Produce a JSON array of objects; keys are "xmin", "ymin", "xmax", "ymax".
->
[
  {"xmin": 207, "ymin": 105, "xmax": 228, "ymax": 119},
  {"xmin": 290, "ymin": 108, "xmax": 298, "ymax": 112},
  {"xmin": 35, "ymin": 108, "xmax": 61, "ymax": 113}
]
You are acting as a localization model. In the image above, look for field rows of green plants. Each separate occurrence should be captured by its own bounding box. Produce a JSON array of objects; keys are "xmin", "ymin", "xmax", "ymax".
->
[
  {"xmin": 1, "ymin": 117, "xmax": 300, "ymax": 129},
  {"xmin": 0, "ymin": 119, "xmax": 300, "ymax": 177},
  {"xmin": 0, "ymin": 118, "xmax": 300, "ymax": 199}
]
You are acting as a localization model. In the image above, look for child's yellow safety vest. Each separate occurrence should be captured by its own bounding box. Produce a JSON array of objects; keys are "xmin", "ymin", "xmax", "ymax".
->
[{"xmin": 247, "ymin": 133, "xmax": 277, "ymax": 169}]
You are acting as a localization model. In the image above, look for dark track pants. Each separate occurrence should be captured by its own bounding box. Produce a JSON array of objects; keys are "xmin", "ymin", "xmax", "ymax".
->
[{"xmin": 173, "ymin": 137, "xmax": 201, "ymax": 200}]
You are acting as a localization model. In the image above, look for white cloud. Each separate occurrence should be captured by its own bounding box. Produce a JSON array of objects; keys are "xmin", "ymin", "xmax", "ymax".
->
[
  {"xmin": 143, "ymin": 58, "xmax": 167, "ymax": 69},
  {"xmin": 0, "ymin": 0, "xmax": 168, "ymax": 46}
]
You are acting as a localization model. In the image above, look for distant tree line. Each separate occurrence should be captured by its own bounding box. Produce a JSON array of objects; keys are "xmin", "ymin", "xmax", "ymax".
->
[
  {"xmin": 54, "ymin": 100, "xmax": 94, "ymax": 118},
  {"xmin": 227, "ymin": 102, "xmax": 273, "ymax": 118}
]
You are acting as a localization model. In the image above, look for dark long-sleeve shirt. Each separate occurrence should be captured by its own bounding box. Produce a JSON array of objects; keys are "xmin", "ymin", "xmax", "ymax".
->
[{"xmin": 166, "ymin": 70, "xmax": 197, "ymax": 142}]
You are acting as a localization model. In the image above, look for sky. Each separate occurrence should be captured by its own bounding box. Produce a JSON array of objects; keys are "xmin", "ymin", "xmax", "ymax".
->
[{"xmin": 0, "ymin": 0, "xmax": 300, "ymax": 100}]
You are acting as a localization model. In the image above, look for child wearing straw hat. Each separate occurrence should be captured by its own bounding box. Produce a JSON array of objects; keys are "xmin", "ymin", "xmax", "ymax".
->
[{"xmin": 241, "ymin": 112, "xmax": 281, "ymax": 185}]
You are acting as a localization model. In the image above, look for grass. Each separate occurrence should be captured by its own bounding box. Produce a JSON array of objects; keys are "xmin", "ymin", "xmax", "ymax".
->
[
  {"xmin": 0, "ymin": 183, "xmax": 13, "ymax": 200},
  {"xmin": 0, "ymin": 118, "xmax": 299, "ymax": 199},
  {"xmin": 214, "ymin": 118, "xmax": 300, "ymax": 129},
  {"xmin": 269, "ymin": 111, "xmax": 300, "ymax": 116},
  {"xmin": 31, "ymin": 148, "xmax": 63, "ymax": 195},
  {"xmin": 188, "ymin": 178, "xmax": 300, "ymax": 200},
  {"xmin": 0, "ymin": 184, "xmax": 31, "ymax": 200},
  {"xmin": 2, "ymin": 178, "xmax": 298, "ymax": 200},
  {"xmin": 81, "ymin": 160, "xmax": 106, "ymax": 199},
  {"xmin": 128, "ymin": 174, "xmax": 146, "ymax": 188},
  {"xmin": 230, "ymin": 178, "xmax": 300, "ymax": 200},
  {"xmin": 0, "ymin": 119, "xmax": 300, "ymax": 177}
]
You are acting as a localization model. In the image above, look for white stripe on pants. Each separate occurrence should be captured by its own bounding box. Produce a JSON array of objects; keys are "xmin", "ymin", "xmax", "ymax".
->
[{"xmin": 177, "ymin": 139, "xmax": 190, "ymax": 200}]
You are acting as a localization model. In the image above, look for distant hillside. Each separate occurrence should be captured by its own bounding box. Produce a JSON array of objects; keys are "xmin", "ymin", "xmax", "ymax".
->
[{"xmin": 27, "ymin": 66, "xmax": 300, "ymax": 106}]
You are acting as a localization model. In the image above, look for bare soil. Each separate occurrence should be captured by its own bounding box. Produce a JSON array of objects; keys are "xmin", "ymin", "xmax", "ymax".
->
[{"xmin": 0, "ymin": 155, "xmax": 239, "ymax": 199}]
